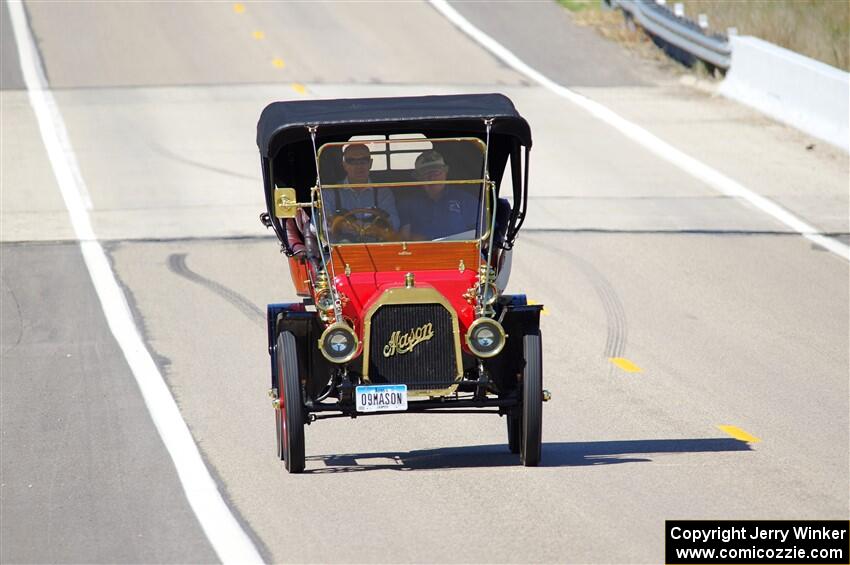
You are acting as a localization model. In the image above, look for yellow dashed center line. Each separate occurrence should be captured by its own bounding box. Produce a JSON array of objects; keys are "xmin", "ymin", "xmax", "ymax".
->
[
  {"xmin": 609, "ymin": 357, "xmax": 642, "ymax": 373},
  {"xmin": 717, "ymin": 425, "xmax": 761, "ymax": 443},
  {"xmin": 232, "ymin": 5, "xmax": 295, "ymax": 80},
  {"xmin": 526, "ymin": 299, "xmax": 549, "ymax": 315},
  {"xmin": 291, "ymin": 83, "xmax": 307, "ymax": 95}
]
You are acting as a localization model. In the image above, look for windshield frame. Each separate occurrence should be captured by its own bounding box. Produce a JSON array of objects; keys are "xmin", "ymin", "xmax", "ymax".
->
[{"xmin": 314, "ymin": 137, "xmax": 493, "ymax": 248}]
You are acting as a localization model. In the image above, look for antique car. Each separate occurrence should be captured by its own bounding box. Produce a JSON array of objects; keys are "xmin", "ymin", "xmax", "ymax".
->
[{"xmin": 257, "ymin": 93, "xmax": 547, "ymax": 473}]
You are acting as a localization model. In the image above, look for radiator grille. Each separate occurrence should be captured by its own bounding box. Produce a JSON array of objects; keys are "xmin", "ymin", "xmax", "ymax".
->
[{"xmin": 368, "ymin": 304, "xmax": 457, "ymax": 391}]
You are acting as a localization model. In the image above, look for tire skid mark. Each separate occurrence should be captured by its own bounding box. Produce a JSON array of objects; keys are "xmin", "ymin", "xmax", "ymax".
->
[
  {"xmin": 523, "ymin": 236, "xmax": 628, "ymax": 360},
  {"xmin": 167, "ymin": 253, "xmax": 264, "ymax": 326},
  {"xmin": 0, "ymin": 273, "xmax": 25, "ymax": 356},
  {"xmin": 105, "ymin": 243, "xmax": 173, "ymax": 372},
  {"xmin": 147, "ymin": 140, "xmax": 258, "ymax": 182},
  {"xmin": 565, "ymin": 250, "xmax": 628, "ymax": 359}
]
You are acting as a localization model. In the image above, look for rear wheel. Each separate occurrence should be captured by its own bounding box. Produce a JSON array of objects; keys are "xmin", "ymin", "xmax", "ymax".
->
[
  {"xmin": 276, "ymin": 331, "xmax": 305, "ymax": 473},
  {"xmin": 521, "ymin": 332, "xmax": 543, "ymax": 466},
  {"xmin": 275, "ymin": 408, "xmax": 284, "ymax": 460},
  {"xmin": 506, "ymin": 412, "xmax": 521, "ymax": 453}
]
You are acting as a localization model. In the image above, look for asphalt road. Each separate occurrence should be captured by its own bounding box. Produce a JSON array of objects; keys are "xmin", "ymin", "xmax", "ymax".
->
[{"xmin": 2, "ymin": 1, "xmax": 848, "ymax": 563}]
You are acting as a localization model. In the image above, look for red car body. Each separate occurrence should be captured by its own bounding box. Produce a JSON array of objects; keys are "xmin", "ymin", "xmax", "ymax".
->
[{"xmin": 257, "ymin": 94, "xmax": 545, "ymax": 473}]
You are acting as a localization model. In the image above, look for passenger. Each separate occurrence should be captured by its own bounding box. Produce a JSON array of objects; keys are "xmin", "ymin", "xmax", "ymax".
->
[
  {"xmin": 401, "ymin": 150, "xmax": 479, "ymax": 240},
  {"xmin": 326, "ymin": 143, "xmax": 401, "ymax": 234}
]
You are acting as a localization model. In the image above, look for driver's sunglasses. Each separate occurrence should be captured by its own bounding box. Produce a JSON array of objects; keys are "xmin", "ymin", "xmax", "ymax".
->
[{"xmin": 344, "ymin": 156, "xmax": 371, "ymax": 165}]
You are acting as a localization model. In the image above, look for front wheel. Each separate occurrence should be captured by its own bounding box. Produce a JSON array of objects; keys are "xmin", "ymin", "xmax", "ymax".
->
[
  {"xmin": 276, "ymin": 330, "xmax": 305, "ymax": 473},
  {"xmin": 521, "ymin": 332, "xmax": 543, "ymax": 466}
]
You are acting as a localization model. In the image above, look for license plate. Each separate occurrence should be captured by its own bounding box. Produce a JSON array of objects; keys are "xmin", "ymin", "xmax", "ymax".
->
[{"xmin": 355, "ymin": 384, "xmax": 408, "ymax": 413}]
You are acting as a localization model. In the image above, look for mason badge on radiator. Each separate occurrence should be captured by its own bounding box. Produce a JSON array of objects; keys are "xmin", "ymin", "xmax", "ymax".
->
[{"xmin": 383, "ymin": 323, "xmax": 434, "ymax": 357}]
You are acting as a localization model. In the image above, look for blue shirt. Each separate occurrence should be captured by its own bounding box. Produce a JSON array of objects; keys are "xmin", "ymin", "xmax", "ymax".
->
[
  {"xmin": 324, "ymin": 177, "xmax": 401, "ymax": 231},
  {"xmin": 400, "ymin": 187, "xmax": 480, "ymax": 241}
]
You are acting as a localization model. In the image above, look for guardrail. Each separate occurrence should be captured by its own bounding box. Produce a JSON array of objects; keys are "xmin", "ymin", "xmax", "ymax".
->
[
  {"xmin": 605, "ymin": 0, "xmax": 848, "ymax": 151},
  {"xmin": 609, "ymin": 0, "xmax": 731, "ymax": 71}
]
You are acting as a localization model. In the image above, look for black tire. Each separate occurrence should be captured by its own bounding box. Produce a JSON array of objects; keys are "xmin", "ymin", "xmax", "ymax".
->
[
  {"xmin": 506, "ymin": 412, "xmax": 521, "ymax": 454},
  {"xmin": 276, "ymin": 331, "xmax": 305, "ymax": 473},
  {"xmin": 521, "ymin": 332, "xmax": 543, "ymax": 466}
]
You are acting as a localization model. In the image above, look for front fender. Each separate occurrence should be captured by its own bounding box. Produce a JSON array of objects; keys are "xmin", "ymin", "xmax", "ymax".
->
[{"xmin": 267, "ymin": 302, "xmax": 333, "ymax": 400}]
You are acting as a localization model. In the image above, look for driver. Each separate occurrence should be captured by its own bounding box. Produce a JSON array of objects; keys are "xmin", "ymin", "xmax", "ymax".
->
[{"xmin": 327, "ymin": 143, "xmax": 401, "ymax": 234}]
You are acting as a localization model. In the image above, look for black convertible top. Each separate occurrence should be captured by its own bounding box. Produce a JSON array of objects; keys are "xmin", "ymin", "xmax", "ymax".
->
[
  {"xmin": 257, "ymin": 93, "xmax": 533, "ymax": 252},
  {"xmin": 257, "ymin": 93, "xmax": 531, "ymax": 157}
]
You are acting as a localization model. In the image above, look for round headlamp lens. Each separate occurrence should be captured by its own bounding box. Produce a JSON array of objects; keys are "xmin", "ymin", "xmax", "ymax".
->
[
  {"xmin": 466, "ymin": 318, "xmax": 505, "ymax": 358},
  {"xmin": 319, "ymin": 324, "xmax": 358, "ymax": 363},
  {"xmin": 328, "ymin": 333, "xmax": 349, "ymax": 352},
  {"xmin": 474, "ymin": 326, "xmax": 496, "ymax": 348}
]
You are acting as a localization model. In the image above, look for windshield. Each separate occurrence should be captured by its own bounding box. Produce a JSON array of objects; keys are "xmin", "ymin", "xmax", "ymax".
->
[{"xmin": 316, "ymin": 138, "xmax": 488, "ymax": 244}]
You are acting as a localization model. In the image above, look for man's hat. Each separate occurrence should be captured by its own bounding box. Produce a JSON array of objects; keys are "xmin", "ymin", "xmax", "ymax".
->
[{"xmin": 415, "ymin": 150, "xmax": 447, "ymax": 172}]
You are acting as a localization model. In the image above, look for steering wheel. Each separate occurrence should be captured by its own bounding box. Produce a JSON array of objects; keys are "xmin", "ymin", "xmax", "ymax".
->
[{"xmin": 330, "ymin": 208, "xmax": 395, "ymax": 243}]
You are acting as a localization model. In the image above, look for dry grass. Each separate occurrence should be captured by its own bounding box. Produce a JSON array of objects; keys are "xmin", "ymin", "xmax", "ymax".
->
[
  {"xmin": 570, "ymin": 4, "xmax": 647, "ymax": 43},
  {"xmin": 562, "ymin": 1, "xmax": 679, "ymax": 64},
  {"xmin": 680, "ymin": 0, "xmax": 850, "ymax": 71}
]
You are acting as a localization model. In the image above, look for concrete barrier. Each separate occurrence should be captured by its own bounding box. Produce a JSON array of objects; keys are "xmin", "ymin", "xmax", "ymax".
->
[{"xmin": 719, "ymin": 35, "xmax": 849, "ymax": 152}]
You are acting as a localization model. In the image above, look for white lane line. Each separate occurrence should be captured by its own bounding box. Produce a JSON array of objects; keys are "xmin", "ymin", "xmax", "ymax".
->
[
  {"xmin": 430, "ymin": 0, "xmax": 850, "ymax": 262},
  {"xmin": 6, "ymin": 2, "xmax": 264, "ymax": 563}
]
